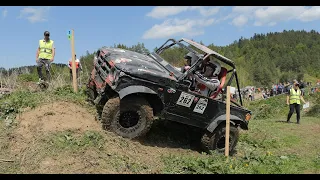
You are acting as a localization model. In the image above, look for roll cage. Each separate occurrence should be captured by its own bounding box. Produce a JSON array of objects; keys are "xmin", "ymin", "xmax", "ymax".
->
[{"xmin": 153, "ymin": 38, "xmax": 244, "ymax": 106}]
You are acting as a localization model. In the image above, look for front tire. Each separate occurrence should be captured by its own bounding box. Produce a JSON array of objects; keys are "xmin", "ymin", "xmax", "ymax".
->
[
  {"xmin": 101, "ymin": 96, "xmax": 154, "ymax": 139},
  {"xmin": 201, "ymin": 124, "xmax": 239, "ymax": 154}
]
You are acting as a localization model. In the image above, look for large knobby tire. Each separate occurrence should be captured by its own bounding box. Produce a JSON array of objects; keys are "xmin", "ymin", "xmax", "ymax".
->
[
  {"xmin": 101, "ymin": 96, "xmax": 154, "ymax": 139},
  {"xmin": 201, "ymin": 124, "xmax": 239, "ymax": 154}
]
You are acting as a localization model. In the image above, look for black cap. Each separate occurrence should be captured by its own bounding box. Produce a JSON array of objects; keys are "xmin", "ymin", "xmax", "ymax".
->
[{"xmin": 44, "ymin": 31, "xmax": 50, "ymax": 36}]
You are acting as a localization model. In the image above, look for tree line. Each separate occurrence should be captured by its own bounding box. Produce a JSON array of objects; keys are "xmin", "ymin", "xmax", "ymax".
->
[{"xmin": 1, "ymin": 30, "xmax": 319, "ymax": 88}]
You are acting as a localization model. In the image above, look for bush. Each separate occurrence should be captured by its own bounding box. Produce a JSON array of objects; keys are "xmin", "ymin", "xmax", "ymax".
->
[
  {"xmin": 17, "ymin": 74, "xmax": 38, "ymax": 82},
  {"xmin": 247, "ymin": 94, "xmax": 288, "ymax": 119},
  {"xmin": 305, "ymin": 92, "xmax": 320, "ymax": 117}
]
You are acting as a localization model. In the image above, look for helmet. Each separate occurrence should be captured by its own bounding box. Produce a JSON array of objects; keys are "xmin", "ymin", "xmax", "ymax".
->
[
  {"xmin": 184, "ymin": 52, "xmax": 193, "ymax": 60},
  {"xmin": 205, "ymin": 61, "xmax": 221, "ymax": 77},
  {"xmin": 184, "ymin": 52, "xmax": 198, "ymax": 66},
  {"xmin": 211, "ymin": 61, "xmax": 221, "ymax": 76}
]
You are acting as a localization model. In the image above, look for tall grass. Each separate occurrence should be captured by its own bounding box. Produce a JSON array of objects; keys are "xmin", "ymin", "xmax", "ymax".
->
[{"xmin": 0, "ymin": 70, "xmax": 19, "ymax": 90}]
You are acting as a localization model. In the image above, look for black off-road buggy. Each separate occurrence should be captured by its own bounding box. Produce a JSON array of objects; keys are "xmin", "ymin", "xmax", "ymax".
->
[{"xmin": 87, "ymin": 38, "xmax": 252, "ymax": 153}]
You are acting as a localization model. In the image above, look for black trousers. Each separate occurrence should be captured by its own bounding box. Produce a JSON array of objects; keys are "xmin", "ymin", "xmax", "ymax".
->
[
  {"xmin": 69, "ymin": 69, "xmax": 79, "ymax": 82},
  {"xmin": 287, "ymin": 103, "xmax": 300, "ymax": 123}
]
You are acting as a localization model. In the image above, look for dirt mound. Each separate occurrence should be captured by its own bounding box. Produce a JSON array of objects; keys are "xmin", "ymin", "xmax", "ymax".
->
[
  {"xmin": 4, "ymin": 100, "xmax": 201, "ymax": 173},
  {"xmin": 11, "ymin": 101, "xmax": 100, "ymax": 154}
]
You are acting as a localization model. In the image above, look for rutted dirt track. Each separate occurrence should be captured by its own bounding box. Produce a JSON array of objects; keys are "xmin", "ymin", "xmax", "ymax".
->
[{"xmin": 5, "ymin": 101, "xmax": 201, "ymax": 174}]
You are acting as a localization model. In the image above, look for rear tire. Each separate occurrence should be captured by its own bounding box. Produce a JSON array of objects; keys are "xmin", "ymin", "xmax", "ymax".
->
[
  {"xmin": 201, "ymin": 124, "xmax": 239, "ymax": 154},
  {"xmin": 101, "ymin": 96, "xmax": 154, "ymax": 139}
]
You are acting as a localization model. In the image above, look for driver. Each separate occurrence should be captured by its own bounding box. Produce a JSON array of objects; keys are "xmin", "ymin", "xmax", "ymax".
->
[
  {"xmin": 194, "ymin": 61, "xmax": 221, "ymax": 96},
  {"xmin": 180, "ymin": 52, "xmax": 193, "ymax": 73},
  {"xmin": 181, "ymin": 52, "xmax": 196, "ymax": 91}
]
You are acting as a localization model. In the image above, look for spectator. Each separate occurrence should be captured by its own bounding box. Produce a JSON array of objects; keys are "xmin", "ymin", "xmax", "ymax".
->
[
  {"xmin": 286, "ymin": 81, "xmax": 306, "ymax": 124},
  {"xmin": 68, "ymin": 54, "xmax": 83, "ymax": 83},
  {"xmin": 272, "ymin": 84, "xmax": 277, "ymax": 96},
  {"xmin": 36, "ymin": 31, "xmax": 55, "ymax": 83}
]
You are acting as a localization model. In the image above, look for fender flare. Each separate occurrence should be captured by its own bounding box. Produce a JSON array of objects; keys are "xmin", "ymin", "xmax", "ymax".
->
[
  {"xmin": 206, "ymin": 114, "xmax": 243, "ymax": 133},
  {"xmin": 118, "ymin": 85, "xmax": 157, "ymax": 99}
]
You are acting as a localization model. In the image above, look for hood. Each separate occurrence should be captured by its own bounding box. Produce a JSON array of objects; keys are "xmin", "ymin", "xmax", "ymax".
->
[{"xmin": 102, "ymin": 47, "xmax": 177, "ymax": 82}]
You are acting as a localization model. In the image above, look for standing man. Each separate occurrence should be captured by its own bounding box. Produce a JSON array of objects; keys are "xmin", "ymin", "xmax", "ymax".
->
[
  {"xmin": 68, "ymin": 54, "xmax": 83, "ymax": 82},
  {"xmin": 36, "ymin": 31, "xmax": 55, "ymax": 82},
  {"xmin": 286, "ymin": 81, "xmax": 306, "ymax": 124}
]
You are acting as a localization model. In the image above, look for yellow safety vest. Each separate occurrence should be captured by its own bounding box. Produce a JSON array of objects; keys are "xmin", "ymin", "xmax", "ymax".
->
[
  {"xmin": 38, "ymin": 39, "xmax": 54, "ymax": 59},
  {"xmin": 289, "ymin": 88, "xmax": 301, "ymax": 104}
]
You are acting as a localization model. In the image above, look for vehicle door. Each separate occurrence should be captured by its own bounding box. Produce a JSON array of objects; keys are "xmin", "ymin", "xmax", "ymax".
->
[
  {"xmin": 186, "ymin": 92, "xmax": 225, "ymax": 125},
  {"xmin": 163, "ymin": 81, "xmax": 222, "ymax": 127}
]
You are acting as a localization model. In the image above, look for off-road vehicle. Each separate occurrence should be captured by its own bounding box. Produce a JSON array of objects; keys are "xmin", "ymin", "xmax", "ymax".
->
[{"xmin": 87, "ymin": 38, "xmax": 252, "ymax": 153}]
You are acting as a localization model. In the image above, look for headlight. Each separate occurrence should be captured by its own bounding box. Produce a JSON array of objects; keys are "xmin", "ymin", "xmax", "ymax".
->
[{"xmin": 245, "ymin": 113, "xmax": 251, "ymax": 121}]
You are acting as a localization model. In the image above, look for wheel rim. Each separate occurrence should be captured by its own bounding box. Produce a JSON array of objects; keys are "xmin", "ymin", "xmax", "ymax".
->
[
  {"xmin": 216, "ymin": 135, "xmax": 233, "ymax": 150},
  {"xmin": 118, "ymin": 111, "xmax": 140, "ymax": 128}
]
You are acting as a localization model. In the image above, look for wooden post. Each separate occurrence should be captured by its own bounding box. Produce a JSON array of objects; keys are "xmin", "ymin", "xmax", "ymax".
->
[
  {"xmin": 225, "ymin": 86, "xmax": 231, "ymax": 157},
  {"xmin": 70, "ymin": 29, "xmax": 78, "ymax": 93}
]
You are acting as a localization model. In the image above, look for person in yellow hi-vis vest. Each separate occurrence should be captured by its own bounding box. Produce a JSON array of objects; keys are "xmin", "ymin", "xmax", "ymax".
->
[
  {"xmin": 36, "ymin": 31, "xmax": 55, "ymax": 82},
  {"xmin": 286, "ymin": 81, "xmax": 306, "ymax": 124}
]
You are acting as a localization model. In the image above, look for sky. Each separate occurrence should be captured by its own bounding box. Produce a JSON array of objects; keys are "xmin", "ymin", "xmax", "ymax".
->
[{"xmin": 1, "ymin": 6, "xmax": 320, "ymax": 69}]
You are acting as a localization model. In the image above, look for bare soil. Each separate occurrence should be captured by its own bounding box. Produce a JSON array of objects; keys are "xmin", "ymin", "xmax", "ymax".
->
[{"xmin": 4, "ymin": 101, "xmax": 201, "ymax": 174}]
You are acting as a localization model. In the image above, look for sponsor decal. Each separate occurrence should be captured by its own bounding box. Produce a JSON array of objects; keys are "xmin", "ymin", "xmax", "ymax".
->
[
  {"xmin": 193, "ymin": 98, "xmax": 208, "ymax": 114},
  {"xmin": 167, "ymin": 88, "xmax": 176, "ymax": 94},
  {"xmin": 176, "ymin": 92, "xmax": 195, "ymax": 108},
  {"xmin": 114, "ymin": 58, "xmax": 132, "ymax": 64},
  {"xmin": 113, "ymin": 49, "xmax": 125, "ymax": 53},
  {"xmin": 137, "ymin": 68, "xmax": 157, "ymax": 74}
]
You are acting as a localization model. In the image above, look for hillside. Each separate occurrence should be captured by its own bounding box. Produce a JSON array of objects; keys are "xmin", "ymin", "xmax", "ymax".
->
[
  {"xmin": 0, "ymin": 30, "xmax": 320, "ymax": 174},
  {"xmin": 0, "ymin": 85, "xmax": 319, "ymax": 174},
  {"xmin": 1, "ymin": 30, "xmax": 319, "ymax": 88},
  {"xmin": 208, "ymin": 30, "xmax": 320, "ymax": 87}
]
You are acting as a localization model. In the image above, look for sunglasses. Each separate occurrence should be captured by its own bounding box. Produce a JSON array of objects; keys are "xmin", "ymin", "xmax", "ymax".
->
[{"xmin": 45, "ymin": 34, "xmax": 50, "ymax": 36}]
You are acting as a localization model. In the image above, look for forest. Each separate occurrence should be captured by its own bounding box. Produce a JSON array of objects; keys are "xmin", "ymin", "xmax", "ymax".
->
[{"xmin": 1, "ymin": 30, "xmax": 319, "ymax": 87}]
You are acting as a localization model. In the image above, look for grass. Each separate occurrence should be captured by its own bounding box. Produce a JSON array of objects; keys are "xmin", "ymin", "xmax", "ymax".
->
[
  {"xmin": 159, "ymin": 91, "xmax": 320, "ymax": 174},
  {"xmin": 0, "ymin": 84, "xmax": 93, "ymax": 124},
  {"xmin": 0, "ymin": 74, "xmax": 319, "ymax": 173},
  {"xmin": 45, "ymin": 130, "xmax": 105, "ymax": 152},
  {"xmin": 160, "ymin": 116, "xmax": 320, "ymax": 174},
  {"xmin": 244, "ymin": 89, "xmax": 319, "ymax": 120}
]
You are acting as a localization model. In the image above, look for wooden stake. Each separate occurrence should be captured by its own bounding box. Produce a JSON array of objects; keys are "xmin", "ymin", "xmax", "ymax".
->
[
  {"xmin": 70, "ymin": 29, "xmax": 78, "ymax": 93},
  {"xmin": 225, "ymin": 86, "xmax": 231, "ymax": 157}
]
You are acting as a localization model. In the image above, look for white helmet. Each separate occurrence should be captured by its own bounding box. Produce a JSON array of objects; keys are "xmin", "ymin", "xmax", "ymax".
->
[{"xmin": 208, "ymin": 61, "xmax": 221, "ymax": 77}]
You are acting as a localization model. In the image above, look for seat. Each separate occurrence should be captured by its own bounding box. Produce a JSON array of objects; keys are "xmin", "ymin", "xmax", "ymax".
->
[{"xmin": 210, "ymin": 67, "xmax": 228, "ymax": 99}]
